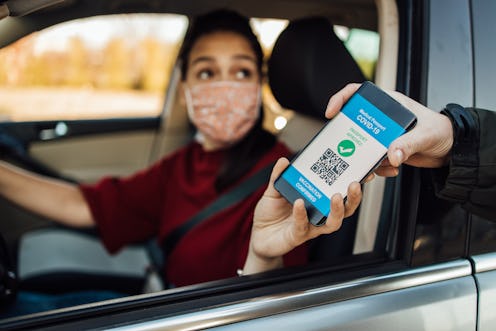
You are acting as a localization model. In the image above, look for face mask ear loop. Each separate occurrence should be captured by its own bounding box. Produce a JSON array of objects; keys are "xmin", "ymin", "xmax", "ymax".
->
[
  {"xmin": 183, "ymin": 84, "xmax": 205, "ymax": 144},
  {"xmin": 183, "ymin": 84, "xmax": 195, "ymax": 120}
]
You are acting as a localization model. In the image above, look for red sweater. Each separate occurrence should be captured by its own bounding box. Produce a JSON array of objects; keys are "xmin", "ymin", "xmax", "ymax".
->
[{"xmin": 80, "ymin": 141, "xmax": 307, "ymax": 287}]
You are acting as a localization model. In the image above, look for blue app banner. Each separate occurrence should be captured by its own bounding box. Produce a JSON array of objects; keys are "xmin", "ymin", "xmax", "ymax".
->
[
  {"xmin": 282, "ymin": 165, "xmax": 331, "ymax": 216},
  {"xmin": 342, "ymin": 94, "xmax": 405, "ymax": 147}
]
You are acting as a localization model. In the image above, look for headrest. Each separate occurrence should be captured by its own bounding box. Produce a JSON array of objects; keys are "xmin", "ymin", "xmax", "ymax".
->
[{"xmin": 268, "ymin": 17, "xmax": 366, "ymax": 120}]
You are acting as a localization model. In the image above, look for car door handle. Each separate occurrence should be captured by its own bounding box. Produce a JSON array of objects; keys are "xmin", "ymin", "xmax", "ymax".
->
[{"xmin": 39, "ymin": 122, "xmax": 69, "ymax": 140}]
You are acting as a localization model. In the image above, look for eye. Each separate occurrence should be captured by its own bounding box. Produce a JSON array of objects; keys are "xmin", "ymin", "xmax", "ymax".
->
[
  {"xmin": 235, "ymin": 68, "xmax": 253, "ymax": 80},
  {"xmin": 197, "ymin": 69, "xmax": 214, "ymax": 80}
]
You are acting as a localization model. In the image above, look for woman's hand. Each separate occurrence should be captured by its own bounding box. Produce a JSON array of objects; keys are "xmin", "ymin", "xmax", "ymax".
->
[
  {"xmin": 325, "ymin": 83, "xmax": 454, "ymax": 177},
  {"xmin": 243, "ymin": 158, "xmax": 362, "ymax": 274}
]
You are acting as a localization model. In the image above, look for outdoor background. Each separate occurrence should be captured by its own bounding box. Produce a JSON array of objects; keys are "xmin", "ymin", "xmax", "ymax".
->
[{"xmin": 0, "ymin": 14, "xmax": 378, "ymax": 127}]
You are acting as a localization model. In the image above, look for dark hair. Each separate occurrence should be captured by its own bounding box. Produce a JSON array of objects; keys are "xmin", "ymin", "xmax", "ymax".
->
[
  {"xmin": 179, "ymin": 9, "xmax": 264, "ymax": 78},
  {"xmin": 179, "ymin": 9, "xmax": 276, "ymax": 192}
]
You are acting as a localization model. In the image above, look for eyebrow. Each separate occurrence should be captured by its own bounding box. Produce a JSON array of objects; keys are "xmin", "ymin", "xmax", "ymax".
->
[
  {"xmin": 190, "ymin": 56, "xmax": 214, "ymax": 66},
  {"xmin": 190, "ymin": 54, "xmax": 257, "ymax": 66},
  {"xmin": 232, "ymin": 54, "xmax": 257, "ymax": 63}
]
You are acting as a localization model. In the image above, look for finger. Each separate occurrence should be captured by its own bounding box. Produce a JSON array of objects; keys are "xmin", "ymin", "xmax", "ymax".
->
[
  {"xmin": 363, "ymin": 172, "xmax": 375, "ymax": 183},
  {"xmin": 325, "ymin": 83, "xmax": 361, "ymax": 119},
  {"xmin": 374, "ymin": 165, "xmax": 399, "ymax": 177},
  {"xmin": 265, "ymin": 157, "xmax": 289, "ymax": 197},
  {"xmin": 380, "ymin": 157, "xmax": 392, "ymax": 167},
  {"xmin": 323, "ymin": 193, "xmax": 344, "ymax": 233},
  {"xmin": 292, "ymin": 199, "xmax": 310, "ymax": 243},
  {"xmin": 344, "ymin": 182, "xmax": 362, "ymax": 217}
]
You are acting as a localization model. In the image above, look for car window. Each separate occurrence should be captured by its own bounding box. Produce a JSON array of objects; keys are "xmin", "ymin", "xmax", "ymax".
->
[
  {"xmin": 0, "ymin": 14, "xmax": 188, "ymax": 122},
  {"xmin": 0, "ymin": 14, "xmax": 379, "ymax": 131},
  {"xmin": 0, "ymin": 12, "xmax": 383, "ymax": 324}
]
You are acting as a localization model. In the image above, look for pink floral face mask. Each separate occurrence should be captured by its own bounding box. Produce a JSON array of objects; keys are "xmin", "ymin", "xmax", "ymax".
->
[{"xmin": 184, "ymin": 81, "xmax": 261, "ymax": 147}]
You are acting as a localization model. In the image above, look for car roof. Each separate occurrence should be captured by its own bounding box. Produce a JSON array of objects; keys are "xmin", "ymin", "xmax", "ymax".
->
[{"xmin": 0, "ymin": 0, "xmax": 377, "ymax": 48}]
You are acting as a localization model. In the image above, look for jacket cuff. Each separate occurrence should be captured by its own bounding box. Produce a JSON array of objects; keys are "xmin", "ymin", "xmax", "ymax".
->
[{"xmin": 432, "ymin": 106, "xmax": 480, "ymax": 203}]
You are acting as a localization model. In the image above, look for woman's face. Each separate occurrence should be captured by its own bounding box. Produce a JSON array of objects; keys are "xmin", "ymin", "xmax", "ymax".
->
[
  {"xmin": 185, "ymin": 31, "xmax": 260, "ymax": 84},
  {"xmin": 183, "ymin": 31, "xmax": 262, "ymax": 151}
]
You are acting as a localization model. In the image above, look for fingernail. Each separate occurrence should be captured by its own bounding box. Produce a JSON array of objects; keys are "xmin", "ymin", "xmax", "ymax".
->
[{"xmin": 394, "ymin": 149, "xmax": 404, "ymax": 165}]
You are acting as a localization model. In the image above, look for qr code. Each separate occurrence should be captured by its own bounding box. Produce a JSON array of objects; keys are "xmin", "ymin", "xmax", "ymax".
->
[{"xmin": 310, "ymin": 148, "xmax": 349, "ymax": 186}]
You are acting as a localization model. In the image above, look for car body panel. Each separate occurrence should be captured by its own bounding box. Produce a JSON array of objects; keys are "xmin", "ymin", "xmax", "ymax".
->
[
  {"xmin": 472, "ymin": 253, "xmax": 496, "ymax": 331},
  {"xmin": 208, "ymin": 278, "xmax": 475, "ymax": 331},
  {"xmin": 26, "ymin": 260, "xmax": 474, "ymax": 331}
]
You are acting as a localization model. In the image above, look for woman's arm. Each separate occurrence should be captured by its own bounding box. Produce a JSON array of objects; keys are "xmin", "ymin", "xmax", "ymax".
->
[
  {"xmin": 243, "ymin": 158, "xmax": 362, "ymax": 274},
  {"xmin": 0, "ymin": 161, "xmax": 94, "ymax": 227}
]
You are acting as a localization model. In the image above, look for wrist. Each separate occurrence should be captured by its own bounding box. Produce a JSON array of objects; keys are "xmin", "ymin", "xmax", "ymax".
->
[
  {"xmin": 242, "ymin": 243, "xmax": 283, "ymax": 275},
  {"xmin": 437, "ymin": 114, "xmax": 455, "ymax": 165}
]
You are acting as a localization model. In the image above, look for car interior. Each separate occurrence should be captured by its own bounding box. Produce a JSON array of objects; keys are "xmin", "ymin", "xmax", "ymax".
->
[{"xmin": 0, "ymin": 0, "xmax": 402, "ymax": 321}]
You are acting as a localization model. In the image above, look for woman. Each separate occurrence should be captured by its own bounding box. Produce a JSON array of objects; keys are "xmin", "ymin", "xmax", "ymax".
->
[
  {"xmin": 0, "ymin": 10, "xmax": 304, "ymax": 289},
  {"xmin": 78, "ymin": 9, "xmax": 307, "ymax": 286}
]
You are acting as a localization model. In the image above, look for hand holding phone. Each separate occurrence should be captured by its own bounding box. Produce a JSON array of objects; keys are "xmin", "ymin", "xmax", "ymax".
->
[{"xmin": 274, "ymin": 81, "xmax": 417, "ymax": 226}]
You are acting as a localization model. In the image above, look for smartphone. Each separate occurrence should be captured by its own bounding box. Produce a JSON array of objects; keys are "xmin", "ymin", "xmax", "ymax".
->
[{"xmin": 274, "ymin": 81, "xmax": 417, "ymax": 226}]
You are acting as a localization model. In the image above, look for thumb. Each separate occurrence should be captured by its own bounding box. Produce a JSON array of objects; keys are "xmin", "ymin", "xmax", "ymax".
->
[
  {"xmin": 325, "ymin": 83, "xmax": 361, "ymax": 119},
  {"xmin": 387, "ymin": 132, "xmax": 420, "ymax": 167},
  {"xmin": 264, "ymin": 157, "xmax": 289, "ymax": 197}
]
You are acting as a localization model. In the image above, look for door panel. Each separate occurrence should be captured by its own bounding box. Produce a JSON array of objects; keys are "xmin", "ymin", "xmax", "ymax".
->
[
  {"xmin": 30, "ymin": 130, "xmax": 156, "ymax": 183},
  {"xmin": 0, "ymin": 118, "xmax": 161, "ymax": 264},
  {"xmin": 472, "ymin": 253, "xmax": 496, "ymax": 331},
  {"xmin": 0, "ymin": 118, "xmax": 161, "ymax": 180},
  {"xmin": 48, "ymin": 260, "xmax": 473, "ymax": 331},
  {"xmin": 211, "ymin": 278, "xmax": 476, "ymax": 331}
]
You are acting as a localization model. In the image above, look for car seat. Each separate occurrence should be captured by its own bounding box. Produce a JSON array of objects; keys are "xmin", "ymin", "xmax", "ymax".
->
[
  {"xmin": 267, "ymin": 16, "xmax": 366, "ymax": 262},
  {"xmin": 17, "ymin": 227, "xmax": 150, "ymax": 295}
]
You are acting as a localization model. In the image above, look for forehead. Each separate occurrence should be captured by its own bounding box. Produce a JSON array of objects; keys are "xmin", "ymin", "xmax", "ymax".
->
[{"xmin": 189, "ymin": 31, "xmax": 256, "ymax": 61}]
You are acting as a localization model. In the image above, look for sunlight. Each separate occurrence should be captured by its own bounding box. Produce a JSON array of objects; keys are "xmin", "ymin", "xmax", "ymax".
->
[
  {"xmin": 33, "ymin": 14, "xmax": 188, "ymax": 55},
  {"xmin": 251, "ymin": 18, "xmax": 288, "ymax": 51}
]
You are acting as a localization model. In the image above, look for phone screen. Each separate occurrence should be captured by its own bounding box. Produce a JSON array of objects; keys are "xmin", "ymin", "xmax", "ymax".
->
[{"xmin": 274, "ymin": 81, "xmax": 417, "ymax": 226}]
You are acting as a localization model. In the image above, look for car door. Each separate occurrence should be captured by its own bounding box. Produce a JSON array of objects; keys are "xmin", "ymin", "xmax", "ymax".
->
[{"xmin": 468, "ymin": 1, "xmax": 496, "ymax": 331}]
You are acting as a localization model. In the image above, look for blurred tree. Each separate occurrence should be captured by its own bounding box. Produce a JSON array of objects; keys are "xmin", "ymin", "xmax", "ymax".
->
[
  {"xmin": 66, "ymin": 37, "xmax": 90, "ymax": 86},
  {"xmin": 100, "ymin": 38, "xmax": 132, "ymax": 89},
  {"xmin": 140, "ymin": 38, "xmax": 176, "ymax": 92}
]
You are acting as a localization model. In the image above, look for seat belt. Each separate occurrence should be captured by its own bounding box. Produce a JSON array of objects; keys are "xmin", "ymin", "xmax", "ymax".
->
[
  {"xmin": 164, "ymin": 162, "xmax": 274, "ymax": 259},
  {"xmin": 145, "ymin": 162, "xmax": 274, "ymax": 286}
]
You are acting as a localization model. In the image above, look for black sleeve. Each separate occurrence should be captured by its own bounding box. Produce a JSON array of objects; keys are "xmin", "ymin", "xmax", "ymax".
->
[{"xmin": 431, "ymin": 107, "xmax": 496, "ymax": 221}]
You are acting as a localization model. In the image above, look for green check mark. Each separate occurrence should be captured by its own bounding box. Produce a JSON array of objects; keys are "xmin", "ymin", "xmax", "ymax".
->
[{"xmin": 337, "ymin": 140, "xmax": 355, "ymax": 157}]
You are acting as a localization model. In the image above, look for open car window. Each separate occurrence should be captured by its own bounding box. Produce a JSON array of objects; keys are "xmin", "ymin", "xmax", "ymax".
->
[
  {"xmin": 0, "ymin": 5, "xmax": 388, "ymax": 327},
  {"xmin": 0, "ymin": 14, "xmax": 188, "ymax": 122}
]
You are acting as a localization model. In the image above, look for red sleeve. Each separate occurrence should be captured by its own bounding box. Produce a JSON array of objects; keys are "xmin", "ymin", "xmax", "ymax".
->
[
  {"xmin": 284, "ymin": 244, "xmax": 308, "ymax": 267},
  {"xmin": 79, "ymin": 159, "xmax": 169, "ymax": 254}
]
